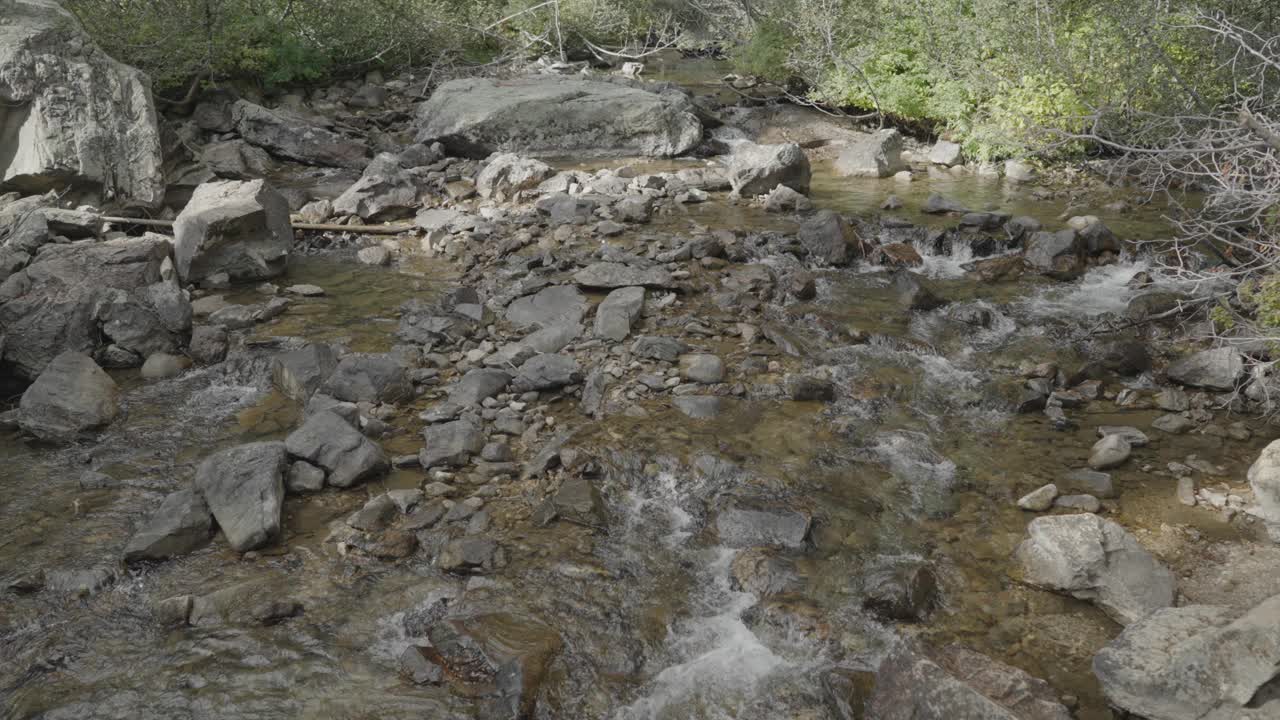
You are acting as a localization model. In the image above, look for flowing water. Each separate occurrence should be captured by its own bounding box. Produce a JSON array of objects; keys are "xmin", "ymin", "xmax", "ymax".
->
[{"xmin": 3, "ymin": 82, "xmax": 1275, "ymax": 719}]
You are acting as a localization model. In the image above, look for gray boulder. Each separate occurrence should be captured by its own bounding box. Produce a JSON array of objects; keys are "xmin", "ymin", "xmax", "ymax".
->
[
  {"xmin": 0, "ymin": 0, "xmax": 163, "ymax": 207},
  {"xmin": 271, "ymin": 343, "xmax": 338, "ymax": 402},
  {"xmin": 1088, "ymin": 433, "xmax": 1131, "ymax": 470},
  {"xmin": 0, "ymin": 235, "xmax": 173, "ymax": 379},
  {"xmin": 123, "ymin": 489, "xmax": 212, "ymax": 563},
  {"xmin": 1025, "ymin": 230, "xmax": 1084, "ymax": 277},
  {"xmin": 868, "ymin": 641, "xmax": 1071, "ymax": 720},
  {"xmin": 594, "ymin": 286, "xmax": 645, "ymax": 341},
  {"xmin": 17, "ymin": 351, "xmax": 119, "ymax": 442},
  {"xmin": 285, "ymin": 410, "xmax": 388, "ymax": 488},
  {"xmin": 476, "ymin": 153, "xmax": 554, "ymax": 201},
  {"xmin": 321, "ymin": 354, "xmax": 411, "ymax": 404},
  {"xmin": 573, "ymin": 262, "xmax": 673, "ymax": 289},
  {"xmin": 1166, "ymin": 346, "xmax": 1244, "ymax": 391},
  {"xmin": 194, "ymin": 442, "xmax": 288, "ymax": 552},
  {"xmin": 420, "ymin": 419, "xmax": 484, "ymax": 469},
  {"xmin": 448, "ymin": 369, "xmax": 511, "ymax": 406},
  {"xmin": 630, "ymin": 335, "xmax": 690, "ymax": 362},
  {"xmin": 512, "ymin": 354, "xmax": 581, "ymax": 392},
  {"xmin": 416, "ymin": 76, "xmax": 702, "ymax": 158},
  {"xmin": 679, "ymin": 353, "xmax": 725, "ymax": 384},
  {"xmin": 928, "ymin": 140, "xmax": 964, "ymax": 167},
  {"xmin": 1093, "ymin": 595, "xmax": 1280, "ymax": 720},
  {"xmin": 200, "ymin": 139, "xmax": 275, "ymax": 179},
  {"xmin": 536, "ymin": 192, "xmax": 602, "ymax": 225},
  {"xmin": 232, "ymin": 99, "xmax": 369, "ymax": 169},
  {"xmin": 834, "ymin": 129, "xmax": 908, "ymax": 178},
  {"xmin": 332, "ymin": 152, "xmax": 421, "ymax": 221},
  {"xmin": 798, "ymin": 210, "xmax": 865, "ymax": 266},
  {"xmin": 173, "ymin": 179, "xmax": 292, "ymax": 284},
  {"xmin": 727, "ymin": 142, "xmax": 811, "ymax": 197},
  {"xmin": 188, "ymin": 325, "xmax": 228, "ymax": 364},
  {"xmin": 1015, "ymin": 513, "xmax": 1175, "ymax": 625},
  {"xmin": 506, "ymin": 285, "xmax": 588, "ymax": 328}
]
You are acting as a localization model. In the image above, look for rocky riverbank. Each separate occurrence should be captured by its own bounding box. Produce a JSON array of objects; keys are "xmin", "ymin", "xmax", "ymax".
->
[{"xmin": 3, "ymin": 4, "xmax": 1280, "ymax": 718}]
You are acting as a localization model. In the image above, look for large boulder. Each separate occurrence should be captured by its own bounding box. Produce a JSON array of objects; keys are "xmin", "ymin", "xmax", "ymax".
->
[
  {"xmin": 867, "ymin": 641, "xmax": 1072, "ymax": 720},
  {"xmin": 193, "ymin": 442, "xmax": 287, "ymax": 552},
  {"xmin": 415, "ymin": 76, "xmax": 703, "ymax": 158},
  {"xmin": 231, "ymin": 99, "xmax": 369, "ymax": 169},
  {"xmin": 17, "ymin": 351, "xmax": 119, "ymax": 442},
  {"xmin": 727, "ymin": 142, "xmax": 811, "ymax": 197},
  {"xmin": 1015, "ymin": 514, "xmax": 1175, "ymax": 625},
  {"xmin": 0, "ymin": 235, "xmax": 180, "ymax": 379},
  {"xmin": 284, "ymin": 410, "xmax": 388, "ymax": 488},
  {"xmin": 1166, "ymin": 346, "xmax": 1244, "ymax": 391},
  {"xmin": 173, "ymin": 179, "xmax": 292, "ymax": 284},
  {"xmin": 1093, "ymin": 595, "xmax": 1280, "ymax": 720},
  {"xmin": 834, "ymin": 129, "xmax": 908, "ymax": 178},
  {"xmin": 1024, "ymin": 229, "xmax": 1084, "ymax": 278},
  {"xmin": 0, "ymin": 0, "xmax": 163, "ymax": 207}
]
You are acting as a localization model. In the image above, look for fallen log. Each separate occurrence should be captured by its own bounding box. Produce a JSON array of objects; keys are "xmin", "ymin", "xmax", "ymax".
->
[{"xmin": 102, "ymin": 216, "xmax": 416, "ymax": 236}]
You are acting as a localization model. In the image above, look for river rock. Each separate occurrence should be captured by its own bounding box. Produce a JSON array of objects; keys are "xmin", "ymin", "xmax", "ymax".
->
[
  {"xmin": 798, "ymin": 210, "xmax": 866, "ymax": 266},
  {"xmin": 1248, "ymin": 440, "xmax": 1280, "ymax": 526},
  {"xmin": 1060, "ymin": 468, "xmax": 1116, "ymax": 498},
  {"xmin": 731, "ymin": 548, "xmax": 802, "ymax": 597},
  {"xmin": 123, "ymin": 489, "xmax": 213, "ymax": 563},
  {"xmin": 727, "ymin": 142, "xmax": 811, "ymax": 197},
  {"xmin": 286, "ymin": 460, "xmax": 325, "ymax": 493},
  {"xmin": 1025, "ymin": 229, "xmax": 1084, "ymax": 277},
  {"xmin": 1153, "ymin": 413, "xmax": 1196, "ymax": 434},
  {"xmin": 632, "ymin": 335, "xmax": 691, "ymax": 362},
  {"xmin": 573, "ymin": 262, "xmax": 673, "ymax": 289},
  {"xmin": 867, "ymin": 641, "xmax": 1071, "ymax": 720},
  {"xmin": 1166, "ymin": 347, "xmax": 1244, "ymax": 391},
  {"xmin": 321, "ymin": 354, "xmax": 411, "ymax": 404},
  {"xmin": 449, "ymin": 369, "xmax": 512, "ymax": 406},
  {"xmin": 862, "ymin": 558, "xmax": 939, "ymax": 621},
  {"xmin": 679, "ymin": 353, "xmax": 725, "ymax": 384},
  {"xmin": 285, "ymin": 410, "xmax": 388, "ymax": 488},
  {"xmin": 139, "ymin": 352, "xmax": 189, "ymax": 379},
  {"xmin": 415, "ymin": 76, "xmax": 702, "ymax": 158},
  {"xmin": 892, "ymin": 271, "xmax": 948, "ymax": 312},
  {"xmin": 506, "ymin": 285, "xmax": 588, "ymax": 328},
  {"xmin": 17, "ymin": 351, "xmax": 119, "ymax": 442},
  {"xmin": 511, "ymin": 354, "xmax": 581, "ymax": 391},
  {"xmin": 834, "ymin": 129, "xmax": 907, "ymax": 178},
  {"xmin": 421, "ymin": 419, "xmax": 484, "ymax": 469},
  {"xmin": 1018, "ymin": 483, "xmax": 1059, "ymax": 511},
  {"xmin": 437, "ymin": 536, "xmax": 500, "ymax": 573},
  {"xmin": 715, "ymin": 500, "xmax": 811, "ymax": 548},
  {"xmin": 1055, "ymin": 494, "xmax": 1101, "ymax": 512},
  {"xmin": 764, "ymin": 185, "xmax": 813, "ymax": 212},
  {"xmin": 0, "ymin": 0, "xmax": 163, "ymax": 206},
  {"xmin": 1092, "ymin": 594, "xmax": 1280, "ymax": 720},
  {"xmin": 1089, "ymin": 433, "xmax": 1131, "ymax": 470},
  {"xmin": 232, "ymin": 99, "xmax": 369, "ymax": 169},
  {"xmin": 193, "ymin": 442, "xmax": 287, "ymax": 552},
  {"xmin": 476, "ymin": 153, "xmax": 554, "ymax": 201},
  {"xmin": 1015, "ymin": 513, "xmax": 1175, "ymax": 625},
  {"xmin": 594, "ymin": 286, "xmax": 645, "ymax": 341},
  {"xmin": 173, "ymin": 179, "xmax": 292, "ymax": 284},
  {"xmin": 1097, "ymin": 425, "xmax": 1149, "ymax": 447},
  {"xmin": 921, "ymin": 193, "xmax": 968, "ymax": 214},
  {"xmin": 332, "ymin": 152, "xmax": 420, "ymax": 221},
  {"xmin": 928, "ymin": 140, "xmax": 964, "ymax": 166},
  {"xmin": 271, "ymin": 343, "xmax": 338, "ymax": 402},
  {"xmin": 188, "ymin": 580, "xmax": 302, "ymax": 626},
  {"xmin": 0, "ymin": 235, "xmax": 172, "ymax": 379}
]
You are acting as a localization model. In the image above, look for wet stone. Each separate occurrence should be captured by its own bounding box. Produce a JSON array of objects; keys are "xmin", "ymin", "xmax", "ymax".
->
[
  {"xmin": 286, "ymin": 460, "xmax": 325, "ymax": 493},
  {"xmin": 1018, "ymin": 483, "xmax": 1058, "ymax": 511},
  {"xmin": 1089, "ymin": 434, "xmax": 1131, "ymax": 470},
  {"xmin": 1055, "ymin": 494, "xmax": 1101, "ymax": 513},
  {"xmin": 715, "ymin": 500, "xmax": 811, "ymax": 549},
  {"xmin": 1153, "ymin": 413, "xmax": 1196, "ymax": 435},
  {"xmin": 862, "ymin": 558, "xmax": 940, "ymax": 621},
  {"xmin": 630, "ymin": 335, "xmax": 690, "ymax": 362},
  {"xmin": 123, "ymin": 489, "xmax": 213, "ymax": 563},
  {"xmin": 1097, "ymin": 425, "xmax": 1149, "ymax": 447},
  {"xmin": 679, "ymin": 353, "xmax": 725, "ymax": 384},
  {"xmin": 347, "ymin": 494, "xmax": 398, "ymax": 531},
  {"xmin": 672, "ymin": 395, "xmax": 732, "ymax": 419},
  {"xmin": 285, "ymin": 410, "xmax": 389, "ymax": 488},
  {"xmin": 1177, "ymin": 477, "xmax": 1197, "ymax": 506},
  {"xmin": 1061, "ymin": 469, "xmax": 1116, "ymax": 498},
  {"xmin": 400, "ymin": 645, "xmax": 444, "ymax": 685},
  {"xmin": 437, "ymin": 536, "xmax": 500, "ymax": 574}
]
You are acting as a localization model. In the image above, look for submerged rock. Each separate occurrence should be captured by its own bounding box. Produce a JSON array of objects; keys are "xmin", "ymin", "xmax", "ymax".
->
[
  {"xmin": 1015, "ymin": 513, "xmax": 1175, "ymax": 625},
  {"xmin": 715, "ymin": 500, "xmax": 811, "ymax": 548},
  {"xmin": 194, "ymin": 442, "xmax": 288, "ymax": 552},
  {"xmin": 17, "ymin": 351, "xmax": 119, "ymax": 442},
  {"xmin": 415, "ymin": 76, "xmax": 702, "ymax": 158}
]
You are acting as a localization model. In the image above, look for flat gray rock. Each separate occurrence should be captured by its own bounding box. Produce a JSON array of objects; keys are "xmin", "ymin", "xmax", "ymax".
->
[
  {"xmin": 285, "ymin": 410, "xmax": 388, "ymax": 488},
  {"xmin": 194, "ymin": 442, "xmax": 287, "ymax": 552},
  {"xmin": 123, "ymin": 489, "xmax": 213, "ymax": 563},
  {"xmin": 506, "ymin": 285, "xmax": 588, "ymax": 328}
]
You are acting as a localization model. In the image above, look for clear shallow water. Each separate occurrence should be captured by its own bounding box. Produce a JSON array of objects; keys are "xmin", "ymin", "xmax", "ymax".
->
[{"xmin": 1, "ymin": 128, "xmax": 1272, "ymax": 720}]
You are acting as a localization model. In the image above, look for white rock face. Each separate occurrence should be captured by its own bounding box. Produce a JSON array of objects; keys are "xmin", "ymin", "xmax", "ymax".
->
[
  {"xmin": 0, "ymin": 0, "xmax": 163, "ymax": 207},
  {"xmin": 1248, "ymin": 439, "xmax": 1280, "ymax": 526},
  {"xmin": 1015, "ymin": 514, "xmax": 1175, "ymax": 625}
]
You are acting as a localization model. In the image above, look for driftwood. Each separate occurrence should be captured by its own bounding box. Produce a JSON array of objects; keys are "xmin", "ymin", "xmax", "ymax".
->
[{"xmin": 102, "ymin": 216, "xmax": 416, "ymax": 236}]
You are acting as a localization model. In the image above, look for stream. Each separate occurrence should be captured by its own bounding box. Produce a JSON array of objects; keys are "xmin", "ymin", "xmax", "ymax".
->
[{"xmin": 2, "ymin": 63, "xmax": 1275, "ymax": 720}]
